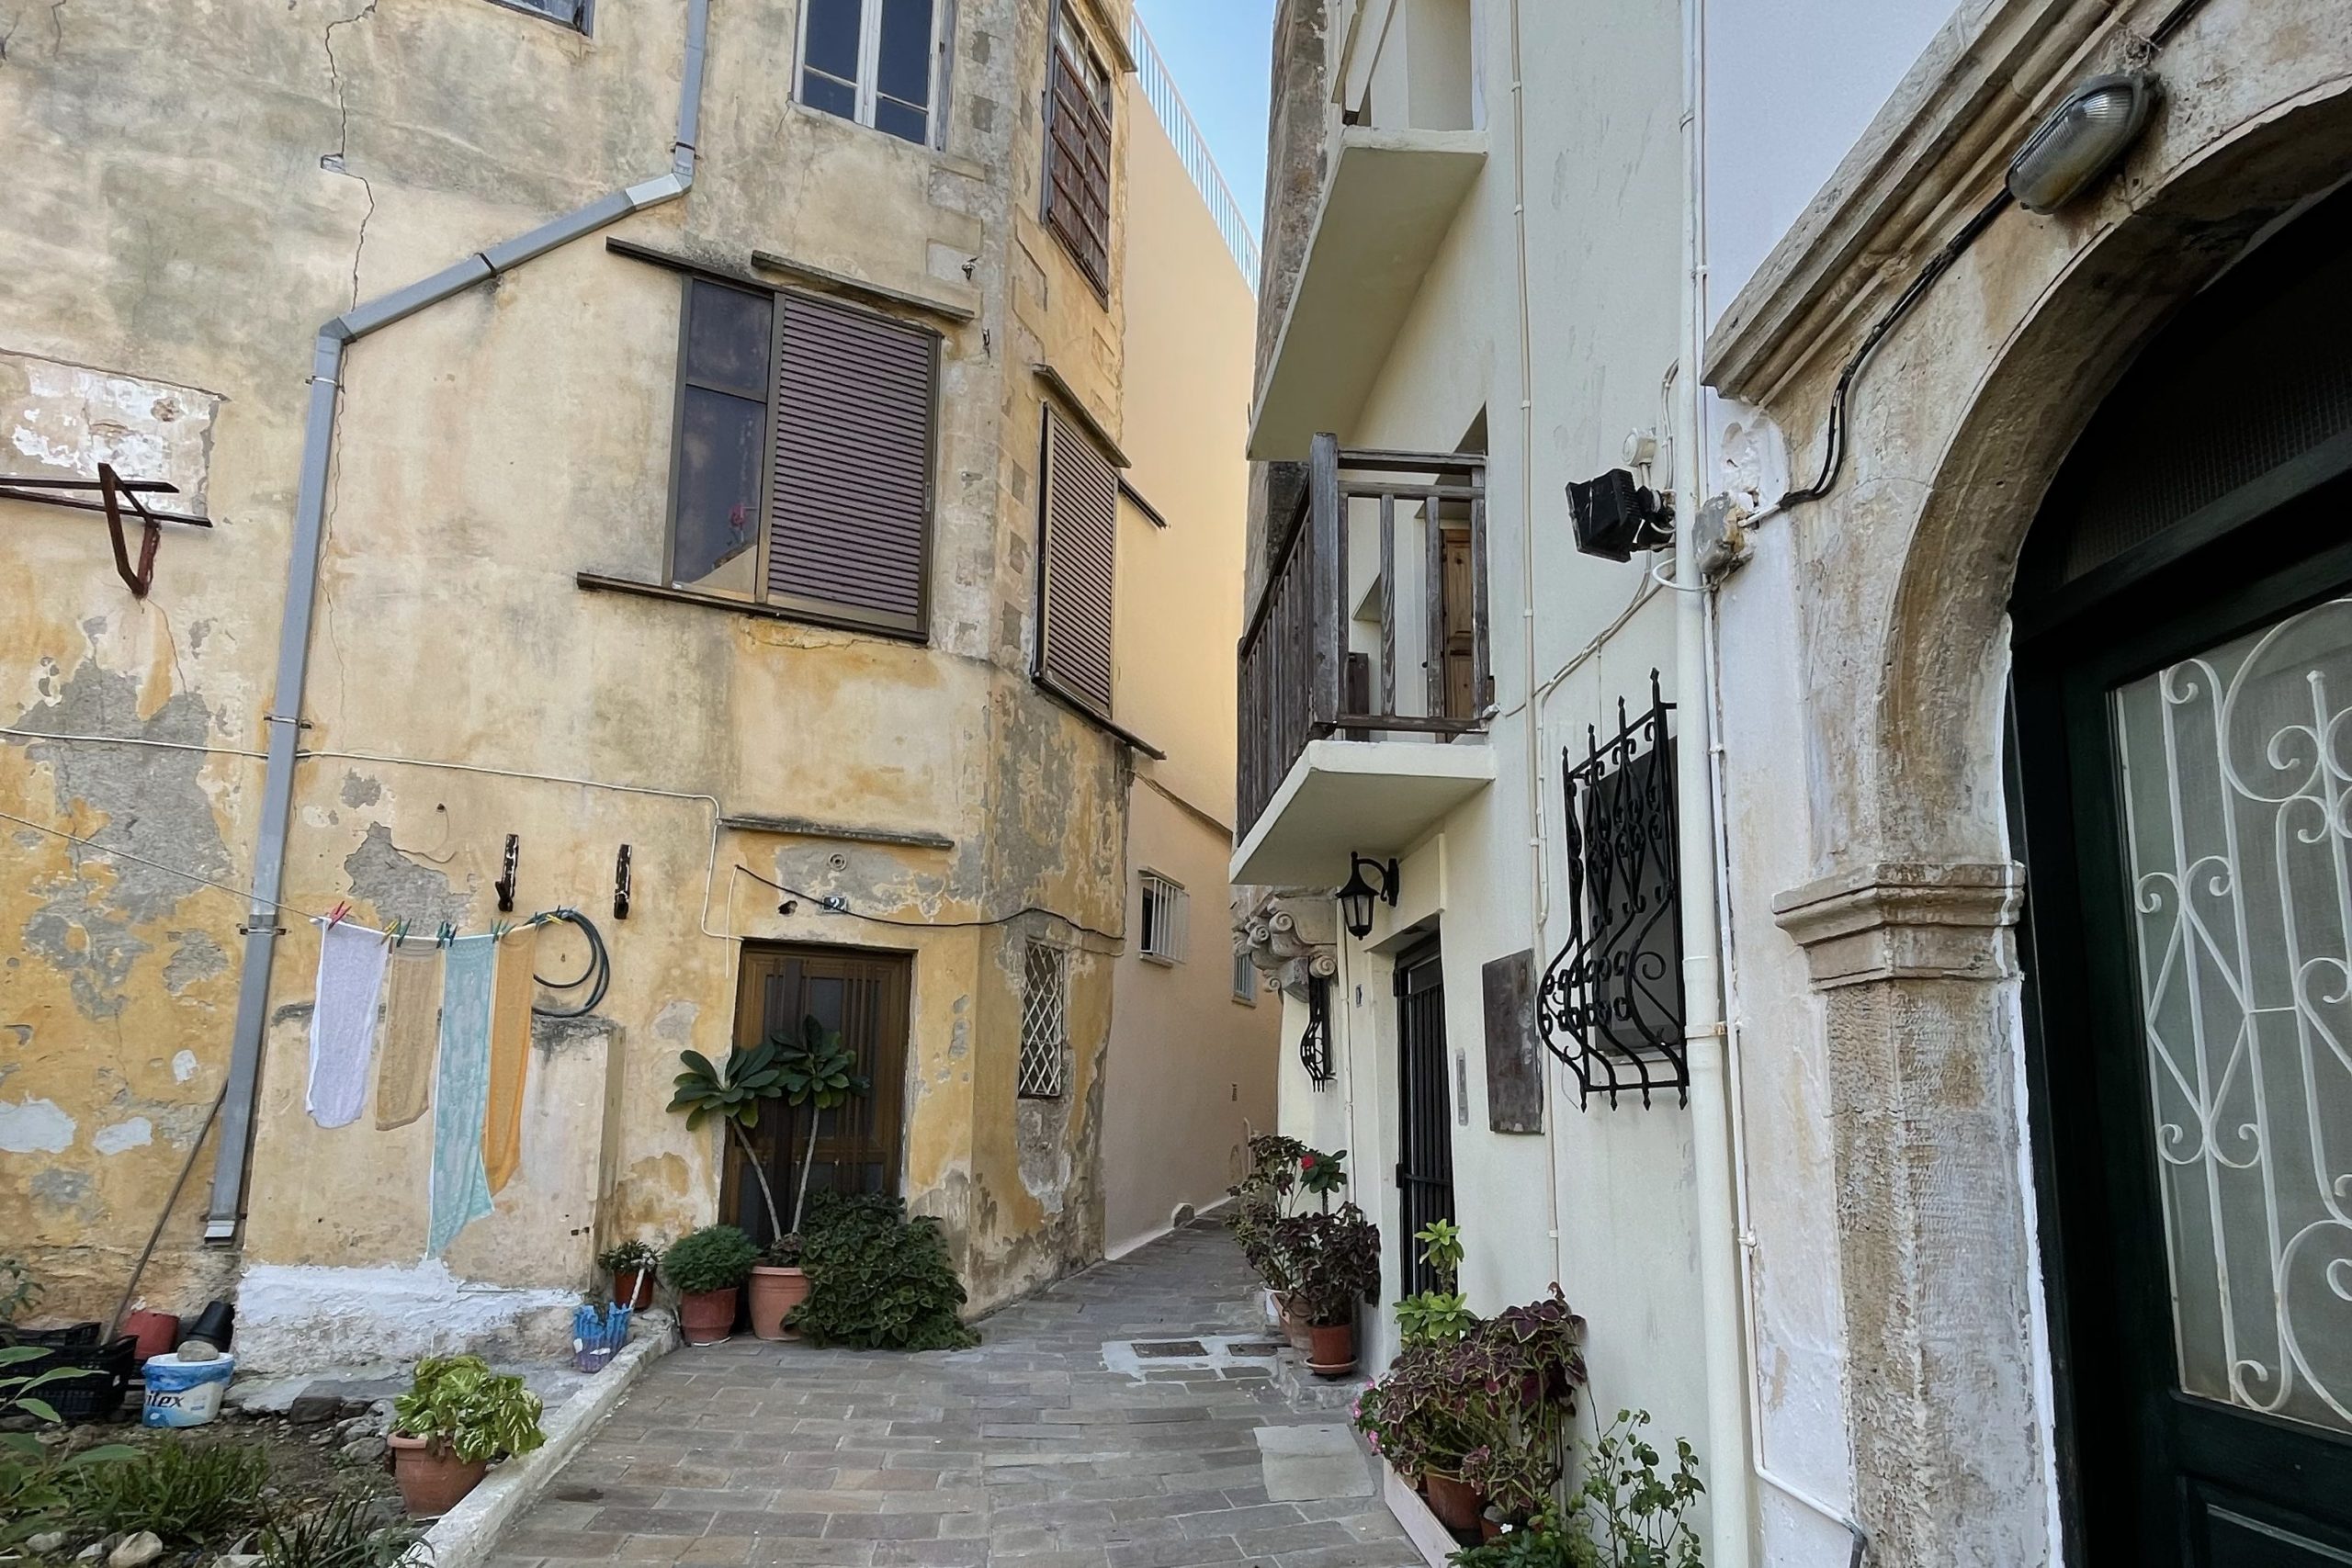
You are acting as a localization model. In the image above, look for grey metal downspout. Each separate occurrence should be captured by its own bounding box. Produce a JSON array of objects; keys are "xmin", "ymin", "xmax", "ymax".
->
[{"xmin": 204, "ymin": 0, "xmax": 710, "ymax": 1242}]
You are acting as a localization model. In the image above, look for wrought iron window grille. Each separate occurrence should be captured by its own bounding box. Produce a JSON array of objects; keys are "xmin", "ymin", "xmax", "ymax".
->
[
  {"xmin": 1299, "ymin": 977, "xmax": 1335, "ymax": 1089},
  {"xmin": 1537, "ymin": 671, "xmax": 1690, "ymax": 1108}
]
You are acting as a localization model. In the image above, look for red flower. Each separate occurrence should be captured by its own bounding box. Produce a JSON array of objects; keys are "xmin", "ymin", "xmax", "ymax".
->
[{"xmin": 1300, "ymin": 1155, "xmax": 1316, "ymax": 1168}]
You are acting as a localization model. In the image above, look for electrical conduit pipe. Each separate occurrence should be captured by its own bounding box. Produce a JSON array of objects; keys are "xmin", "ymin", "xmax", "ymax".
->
[{"xmin": 204, "ymin": 0, "xmax": 713, "ymax": 1241}]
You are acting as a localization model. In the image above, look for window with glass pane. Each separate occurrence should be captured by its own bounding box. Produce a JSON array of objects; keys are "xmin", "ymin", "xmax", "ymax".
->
[
  {"xmin": 669, "ymin": 280, "xmax": 773, "ymax": 600},
  {"xmin": 489, "ymin": 0, "xmax": 590, "ymax": 31},
  {"xmin": 2110, "ymin": 595, "xmax": 2352, "ymax": 1437},
  {"xmin": 798, "ymin": 0, "xmax": 944, "ymax": 147}
]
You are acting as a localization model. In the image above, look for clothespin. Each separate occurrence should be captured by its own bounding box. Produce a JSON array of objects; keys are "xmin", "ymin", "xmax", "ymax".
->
[
  {"xmin": 325, "ymin": 901, "xmax": 351, "ymax": 930},
  {"xmin": 437, "ymin": 921, "xmax": 454, "ymax": 948}
]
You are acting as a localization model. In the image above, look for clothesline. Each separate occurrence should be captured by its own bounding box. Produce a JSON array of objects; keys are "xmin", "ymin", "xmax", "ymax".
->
[{"xmin": 0, "ymin": 805, "xmax": 565, "ymax": 943}]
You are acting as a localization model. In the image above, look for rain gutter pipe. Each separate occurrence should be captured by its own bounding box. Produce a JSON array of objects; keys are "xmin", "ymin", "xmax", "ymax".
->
[
  {"xmin": 1675, "ymin": 0, "xmax": 1757, "ymax": 1564},
  {"xmin": 204, "ymin": 0, "xmax": 711, "ymax": 1242}
]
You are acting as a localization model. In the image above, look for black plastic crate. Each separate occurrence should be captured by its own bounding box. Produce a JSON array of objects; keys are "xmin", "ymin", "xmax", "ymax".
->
[
  {"xmin": 0, "ymin": 1322, "xmax": 101, "ymax": 1349},
  {"xmin": 5, "ymin": 1336, "xmax": 136, "ymax": 1422}
]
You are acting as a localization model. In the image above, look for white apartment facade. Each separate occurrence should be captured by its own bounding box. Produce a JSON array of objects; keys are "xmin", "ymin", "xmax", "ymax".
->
[{"xmin": 1245, "ymin": 0, "xmax": 2352, "ymax": 1564}]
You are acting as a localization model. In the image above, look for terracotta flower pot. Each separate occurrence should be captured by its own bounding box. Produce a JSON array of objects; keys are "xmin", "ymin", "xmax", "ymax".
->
[
  {"xmin": 1306, "ymin": 1321, "xmax": 1356, "ymax": 1378},
  {"xmin": 746, "ymin": 1265, "xmax": 810, "ymax": 1341},
  {"xmin": 1480, "ymin": 1513, "xmax": 1508, "ymax": 1542},
  {"xmin": 611, "ymin": 1269, "xmax": 654, "ymax": 1310},
  {"xmin": 388, "ymin": 1434, "xmax": 488, "ymax": 1517},
  {"xmin": 123, "ymin": 1309, "xmax": 180, "ymax": 1361},
  {"xmin": 1422, "ymin": 1472, "xmax": 1486, "ymax": 1534},
  {"xmin": 677, "ymin": 1286, "xmax": 740, "ymax": 1345}
]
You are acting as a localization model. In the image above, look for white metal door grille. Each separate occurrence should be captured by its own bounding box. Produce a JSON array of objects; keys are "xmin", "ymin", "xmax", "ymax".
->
[
  {"xmin": 2113, "ymin": 594, "xmax": 2352, "ymax": 1436},
  {"xmin": 1018, "ymin": 942, "xmax": 1069, "ymax": 1100}
]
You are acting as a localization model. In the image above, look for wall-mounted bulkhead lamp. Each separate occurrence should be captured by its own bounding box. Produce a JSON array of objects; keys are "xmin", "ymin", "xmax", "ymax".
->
[
  {"xmin": 1336, "ymin": 853, "xmax": 1399, "ymax": 941},
  {"xmin": 1566, "ymin": 468, "xmax": 1674, "ymax": 562},
  {"xmin": 2007, "ymin": 73, "xmax": 2159, "ymax": 214}
]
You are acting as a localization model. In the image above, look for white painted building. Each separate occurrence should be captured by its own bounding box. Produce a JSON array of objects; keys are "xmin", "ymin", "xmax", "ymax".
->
[{"xmin": 1244, "ymin": 0, "xmax": 2352, "ymax": 1564}]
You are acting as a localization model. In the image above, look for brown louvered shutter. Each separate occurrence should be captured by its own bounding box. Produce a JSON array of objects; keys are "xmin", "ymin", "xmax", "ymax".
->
[
  {"xmin": 1038, "ymin": 407, "xmax": 1117, "ymax": 716},
  {"xmin": 768, "ymin": 292, "xmax": 937, "ymax": 637}
]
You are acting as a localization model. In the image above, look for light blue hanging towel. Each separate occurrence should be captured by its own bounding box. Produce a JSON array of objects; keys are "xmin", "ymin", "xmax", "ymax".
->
[{"xmin": 427, "ymin": 934, "xmax": 498, "ymax": 1256}]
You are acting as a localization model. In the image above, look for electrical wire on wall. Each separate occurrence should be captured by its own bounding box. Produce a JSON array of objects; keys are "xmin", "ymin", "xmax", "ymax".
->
[{"xmin": 732, "ymin": 863, "xmax": 1124, "ymax": 954}]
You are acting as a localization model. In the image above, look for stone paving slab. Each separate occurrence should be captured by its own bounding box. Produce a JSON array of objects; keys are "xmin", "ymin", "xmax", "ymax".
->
[{"xmin": 483, "ymin": 1222, "xmax": 1420, "ymax": 1568}]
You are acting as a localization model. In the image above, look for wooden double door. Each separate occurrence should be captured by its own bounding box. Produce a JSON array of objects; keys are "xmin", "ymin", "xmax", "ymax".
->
[{"xmin": 720, "ymin": 942, "xmax": 910, "ymax": 1244}]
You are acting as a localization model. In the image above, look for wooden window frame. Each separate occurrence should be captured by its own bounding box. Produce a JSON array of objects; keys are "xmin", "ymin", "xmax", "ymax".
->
[
  {"xmin": 1041, "ymin": 0, "xmax": 1114, "ymax": 299},
  {"xmin": 795, "ymin": 0, "xmax": 957, "ymax": 150},
  {"xmin": 1138, "ymin": 871, "xmax": 1187, "ymax": 966},
  {"xmin": 656, "ymin": 257, "xmax": 943, "ymax": 643}
]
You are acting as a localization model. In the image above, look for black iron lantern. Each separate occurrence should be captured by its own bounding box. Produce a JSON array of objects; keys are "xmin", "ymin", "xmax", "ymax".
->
[{"xmin": 1335, "ymin": 853, "xmax": 1398, "ymax": 941}]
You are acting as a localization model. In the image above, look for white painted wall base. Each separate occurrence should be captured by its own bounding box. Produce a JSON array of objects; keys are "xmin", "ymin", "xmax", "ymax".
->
[{"xmin": 236, "ymin": 1260, "xmax": 585, "ymax": 1376}]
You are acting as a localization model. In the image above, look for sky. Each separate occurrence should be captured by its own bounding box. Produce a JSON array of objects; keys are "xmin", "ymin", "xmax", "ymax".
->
[{"xmin": 1130, "ymin": 0, "xmax": 1280, "ymax": 237}]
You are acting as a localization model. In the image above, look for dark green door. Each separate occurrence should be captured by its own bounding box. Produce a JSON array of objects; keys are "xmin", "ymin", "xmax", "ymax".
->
[{"xmin": 2010, "ymin": 183, "xmax": 2352, "ymax": 1564}]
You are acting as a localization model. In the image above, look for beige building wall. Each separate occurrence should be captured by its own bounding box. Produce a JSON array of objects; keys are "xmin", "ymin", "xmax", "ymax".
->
[
  {"xmin": 0, "ymin": 0, "xmax": 1142, "ymax": 1367},
  {"xmin": 1101, "ymin": 73, "xmax": 1276, "ymax": 1258}
]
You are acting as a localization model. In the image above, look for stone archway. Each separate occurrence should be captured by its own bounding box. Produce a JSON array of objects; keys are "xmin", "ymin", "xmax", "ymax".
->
[{"xmin": 1750, "ymin": 25, "xmax": 2352, "ymax": 1565}]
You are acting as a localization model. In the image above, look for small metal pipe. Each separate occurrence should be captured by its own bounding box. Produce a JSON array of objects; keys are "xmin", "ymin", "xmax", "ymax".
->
[{"xmin": 204, "ymin": 0, "xmax": 712, "ymax": 1242}]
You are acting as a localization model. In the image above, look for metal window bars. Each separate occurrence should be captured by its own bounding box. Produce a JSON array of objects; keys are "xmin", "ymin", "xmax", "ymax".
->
[
  {"xmin": 1536, "ymin": 671, "xmax": 1690, "ymax": 1109},
  {"xmin": 1017, "ymin": 942, "xmax": 1069, "ymax": 1099},
  {"xmin": 1299, "ymin": 977, "xmax": 1334, "ymax": 1089}
]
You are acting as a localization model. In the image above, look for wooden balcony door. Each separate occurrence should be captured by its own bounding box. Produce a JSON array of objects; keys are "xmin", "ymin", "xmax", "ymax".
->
[{"xmin": 721, "ymin": 942, "xmax": 910, "ymax": 1244}]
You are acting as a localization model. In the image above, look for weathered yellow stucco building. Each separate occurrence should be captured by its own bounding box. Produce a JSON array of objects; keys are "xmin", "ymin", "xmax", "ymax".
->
[{"xmin": 0, "ymin": 0, "xmax": 1261, "ymax": 1371}]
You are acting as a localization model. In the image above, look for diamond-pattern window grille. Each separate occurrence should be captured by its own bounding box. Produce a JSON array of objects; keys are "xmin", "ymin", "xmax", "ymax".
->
[{"xmin": 1018, "ymin": 942, "xmax": 1069, "ymax": 1100}]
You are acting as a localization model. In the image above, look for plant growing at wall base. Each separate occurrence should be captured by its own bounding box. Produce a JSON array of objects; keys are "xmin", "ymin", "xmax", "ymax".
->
[
  {"xmin": 1557, "ymin": 1409, "xmax": 1704, "ymax": 1568},
  {"xmin": 668, "ymin": 1040, "xmax": 791, "ymax": 1240},
  {"xmin": 60, "ymin": 1437, "xmax": 270, "ymax": 1544},
  {"xmin": 785, "ymin": 1191, "xmax": 978, "ymax": 1351},
  {"xmin": 254, "ymin": 1493, "xmax": 427, "ymax": 1568},
  {"xmin": 0, "ymin": 1346, "xmax": 136, "ymax": 1546}
]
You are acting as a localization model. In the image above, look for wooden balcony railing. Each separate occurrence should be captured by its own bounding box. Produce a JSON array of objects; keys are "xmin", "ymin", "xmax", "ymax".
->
[{"xmin": 1237, "ymin": 434, "xmax": 1489, "ymax": 842}]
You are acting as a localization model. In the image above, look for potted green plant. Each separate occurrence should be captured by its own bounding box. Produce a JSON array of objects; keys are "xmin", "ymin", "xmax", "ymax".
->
[
  {"xmin": 668, "ymin": 1040, "xmax": 791, "ymax": 1243},
  {"xmin": 1396, "ymin": 1220, "xmax": 1476, "ymax": 1346},
  {"xmin": 596, "ymin": 1238, "xmax": 661, "ymax": 1310},
  {"xmin": 1283, "ymin": 1202, "xmax": 1379, "ymax": 1376},
  {"xmin": 662, "ymin": 1224, "xmax": 759, "ymax": 1345},
  {"xmin": 1355, "ymin": 1287, "xmax": 1587, "ymax": 1536},
  {"xmin": 747, "ymin": 1017, "xmax": 870, "ymax": 1340},
  {"xmin": 386, "ymin": 1354, "xmax": 546, "ymax": 1517}
]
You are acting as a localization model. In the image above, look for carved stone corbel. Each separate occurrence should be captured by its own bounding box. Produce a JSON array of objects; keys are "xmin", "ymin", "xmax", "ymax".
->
[{"xmin": 1770, "ymin": 861, "xmax": 2024, "ymax": 990}]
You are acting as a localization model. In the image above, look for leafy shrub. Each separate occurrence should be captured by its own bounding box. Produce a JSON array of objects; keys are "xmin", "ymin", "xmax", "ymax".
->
[
  {"xmin": 254, "ymin": 1493, "xmax": 425, "ymax": 1568},
  {"xmin": 60, "ymin": 1437, "xmax": 269, "ymax": 1544},
  {"xmin": 786, "ymin": 1191, "xmax": 978, "ymax": 1351},
  {"xmin": 662, "ymin": 1225, "xmax": 759, "ymax": 1294},
  {"xmin": 390, "ymin": 1355, "xmax": 547, "ymax": 1464}
]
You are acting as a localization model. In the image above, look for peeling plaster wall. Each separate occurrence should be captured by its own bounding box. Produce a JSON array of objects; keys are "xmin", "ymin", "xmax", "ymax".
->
[{"xmin": 1, "ymin": 0, "xmax": 1142, "ymax": 1351}]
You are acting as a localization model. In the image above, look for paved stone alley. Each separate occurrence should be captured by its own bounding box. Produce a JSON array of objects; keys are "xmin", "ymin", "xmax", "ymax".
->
[{"xmin": 485, "ymin": 1221, "xmax": 1425, "ymax": 1568}]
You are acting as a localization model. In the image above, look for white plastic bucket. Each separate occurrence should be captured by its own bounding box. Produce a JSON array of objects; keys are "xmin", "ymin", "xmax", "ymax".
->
[{"xmin": 141, "ymin": 1353, "xmax": 234, "ymax": 1427}]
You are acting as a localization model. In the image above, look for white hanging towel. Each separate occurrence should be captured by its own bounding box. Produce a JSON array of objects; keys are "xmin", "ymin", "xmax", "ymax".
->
[{"xmin": 307, "ymin": 919, "xmax": 390, "ymax": 1129}]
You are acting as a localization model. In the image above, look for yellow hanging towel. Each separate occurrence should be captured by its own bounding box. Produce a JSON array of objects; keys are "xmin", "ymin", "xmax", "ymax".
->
[
  {"xmin": 372, "ymin": 943, "xmax": 442, "ymax": 1131},
  {"xmin": 481, "ymin": 930, "xmax": 536, "ymax": 1196}
]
